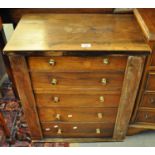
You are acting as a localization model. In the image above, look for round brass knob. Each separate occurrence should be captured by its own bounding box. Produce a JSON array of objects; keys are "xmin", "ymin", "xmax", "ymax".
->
[
  {"xmin": 96, "ymin": 128, "xmax": 101, "ymax": 134},
  {"xmin": 53, "ymin": 96, "xmax": 59, "ymax": 103},
  {"xmin": 57, "ymin": 128, "xmax": 62, "ymax": 134},
  {"xmin": 54, "ymin": 125, "xmax": 58, "ymax": 128},
  {"xmin": 51, "ymin": 78, "xmax": 57, "ymax": 85},
  {"xmin": 97, "ymin": 113, "xmax": 103, "ymax": 119},
  {"xmin": 49, "ymin": 59, "xmax": 55, "ymax": 66},
  {"xmin": 56, "ymin": 114, "xmax": 61, "ymax": 120},
  {"xmin": 103, "ymin": 58, "xmax": 109, "ymax": 64},
  {"xmin": 99, "ymin": 96, "xmax": 104, "ymax": 102},
  {"xmin": 68, "ymin": 114, "xmax": 73, "ymax": 118},
  {"xmin": 73, "ymin": 126, "xmax": 78, "ymax": 130},
  {"xmin": 45, "ymin": 128, "xmax": 51, "ymax": 131},
  {"xmin": 101, "ymin": 78, "xmax": 107, "ymax": 85}
]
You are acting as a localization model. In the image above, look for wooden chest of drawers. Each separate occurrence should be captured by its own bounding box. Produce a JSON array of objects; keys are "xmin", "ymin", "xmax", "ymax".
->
[{"xmin": 3, "ymin": 13, "xmax": 151, "ymax": 142}]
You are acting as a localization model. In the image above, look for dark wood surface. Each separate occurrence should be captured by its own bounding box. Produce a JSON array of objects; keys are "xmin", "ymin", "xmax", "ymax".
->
[
  {"xmin": 136, "ymin": 109, "xmax": 155, "ymax": 124},
  {"xmin": 145, "ymin": 73, "xmax": 155, "ymax": 91},
  {"xmin": 0, "ymin": 8, "xmax": 114, "ymax": 24},
  {"xmin": 3, "ymin": 14, "xmax": 150, "ymax": 53}
]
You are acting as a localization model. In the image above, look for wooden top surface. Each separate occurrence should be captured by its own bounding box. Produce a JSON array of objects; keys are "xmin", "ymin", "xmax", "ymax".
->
[
  {"xmin": 4, "ymin": 14, "xmax": 150, "ymax": 54},
  {"xmin": 134, "ymin": 9, "xmax": 155, "ymax": 41}
]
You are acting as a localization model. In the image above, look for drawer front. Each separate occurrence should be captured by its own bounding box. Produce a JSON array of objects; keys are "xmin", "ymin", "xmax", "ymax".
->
[
  {"xmin": 151, "ymin": 51, "xmax": 155, "ymax": 66},
  {"xmin": 42, "ymin": 123, "xmax": 114, "ymax": 138},
  {"xmin": 140, "ymin": 94, "xmax": 155, "ymax": 108},
  {"xmin": 146, "ymin": 73, "xmax": 155, "ymax": 91},
  {"xmin": 28, "ymin": 56, "xmax": 127, "ymax": 72},
  {"xmin": 35, "ymin": 94, "xmax": 120, "ymax": 108},
  {"xmin": 31, "ymin": 72, "xmax": 124, "ymax": 92},
  {"xmin": 136, "ymin": 110, "xmax": 155, "ymax": 123},
  {"xmin": 38, "ymin": 107, "xmax": 117, "ymax": 123}
]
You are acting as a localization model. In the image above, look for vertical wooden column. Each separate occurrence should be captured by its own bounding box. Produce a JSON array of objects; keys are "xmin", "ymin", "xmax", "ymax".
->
[
  {"xmin": 113, "ymin": 56, "xmax": 146, "ymax": 140},
  {"xmin": 9, "ymin": 56, "xmax": 42, "ymax": 140}
]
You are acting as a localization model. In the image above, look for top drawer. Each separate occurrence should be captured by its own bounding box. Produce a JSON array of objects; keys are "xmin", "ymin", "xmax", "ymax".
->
[{"xmin": 28, "ymin": 56, "xmax": 127, "ymax": 72}]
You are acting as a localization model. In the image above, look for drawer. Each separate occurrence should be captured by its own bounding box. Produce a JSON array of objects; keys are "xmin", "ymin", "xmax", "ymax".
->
[
  {"xmin": 41, "ymin": 122, "xmax": 114, "ymax": 138},
  {"xmin": 146, "ymin": 73, "xmax": 155, "ymax": 91},
  {"xmin": 136, "ymin": 109, "xmax": 155, "ymax": 123},
  {"xmin": 38, "ymin": 107, "xmax": 117, "ymax": 123},
  {"xmin": 151, "ymin": 51, "xmax": 155, "ymax": 66},
  {"xmin": 31, "ymin": 72, "xmax": 124, "ymax": 92},
  {"xmin": 140, "ymin": 94, "xmax": 155, "ymax": 108},
  {"xmin": 28, "ymin": 56, "xmax": 127, "ymax": 72},
  {"xmin": 35, "ymin": 93, "xmax": 120, "ymax": 108}
]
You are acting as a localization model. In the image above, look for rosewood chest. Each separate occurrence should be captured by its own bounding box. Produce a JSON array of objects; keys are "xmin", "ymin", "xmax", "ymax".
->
[{"xmin": 3, "ymin": 13, "xmax": 151, "ymax": 142}]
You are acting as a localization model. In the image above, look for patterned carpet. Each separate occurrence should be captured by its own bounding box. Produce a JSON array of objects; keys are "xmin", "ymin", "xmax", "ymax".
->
[{"xmin": 0, "ymin": 82, "xmax": 69, "ymax": 147}]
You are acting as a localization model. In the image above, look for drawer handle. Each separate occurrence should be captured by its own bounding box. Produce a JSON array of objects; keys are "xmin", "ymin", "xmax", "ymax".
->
[
  {"xmin": 145, "ymin": 114, "xmax": 149, "ymax": 119},
  {"xmin": 53, "ymin": 96, "xmax": 59, "ymax": 103},
  {"xmin": 103, "ymin": 58, "xmax": 109, "ymax": 64},
  {"xmin": 97, "ymin": 113, "xmax": 103, "ymax": 119},
  {"xmin": 150, "ymin": 98, "xmax": 155, "ymax": 105},
  {"xmin": 45, "ymin": 128, "xmax": 51, "ymax": 131},
  {"xmin": 51, "ymin": 78, "xmax": 57, "ymax": 85},
  {"xmin": 57, "ymin": 128, "xmax": 62, "ymax": 134},
  {"xmin": 54, "ymin": 125, "xmax": 59, "ymax": 128},
  {"xmin": 101, "ymin": 78, "xmax": 107, "ymax": 85},
  {"xmin": 96, "ymin": 128, "xmax": 101, "ymax": 134},
  {"xmin": 73, "ymin": 126, "xmax": 78, "ymax": 130},
  {"xmin": 49, "ymin": 59, "xmax": 55, "ymax": 66},
  {"xmin": 56, "ymin": 114, "xmax": 61, "ymax": 120},
  {"xmin": 99, "ymin": 96, "xmax": 104, "ymax": 102},
  {"xmin": 68, "ymin": 114, "xmax": 73, "ymax": 118}
]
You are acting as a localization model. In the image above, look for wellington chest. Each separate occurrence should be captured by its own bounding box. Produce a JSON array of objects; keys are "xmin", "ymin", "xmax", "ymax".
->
[{"xmin": 3, "ymin": 13, "xmax": 150, "ymax": 142}]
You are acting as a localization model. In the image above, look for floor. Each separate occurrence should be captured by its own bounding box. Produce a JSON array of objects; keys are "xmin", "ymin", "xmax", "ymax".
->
[{"xmin": 70, "ymin": 131, "xmax": 155, "ymax": 147}]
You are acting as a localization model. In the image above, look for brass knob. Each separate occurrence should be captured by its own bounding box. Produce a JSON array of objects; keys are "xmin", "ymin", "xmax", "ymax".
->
[
  {"xmin": 49, "ymin": 59, "xmax": 55, "ymax": 66},
  {"xmin": 53, "ymin": 96, "xmax": 59, "ymax": 103},
  {"xmin": 56, "ymin": 114, "xmax": 61, "ymax": 120},
  {"xmin": 96, "ymin": 128, "xmax": 101, "ymax": 134},
  {"xmin": 103, "ymin": 58, "xmax": 109, "ymax": 64},
  {"xmin": 150, "ymin": 98, "xmax": 155, "ymax": 105},
  {"xmin": 97, "ymin": 113, "xmax": 103, "ymax": 119},
  {"xmin": 101, "ymin": 78, "xmax": 107, "ymax": 85},
  {"xmin": 68, "ymin": 114, "xmax": 73, "ymax": 118},
  {"xmin": 53, "ymin": 125, "xmax": 58, "ymax": 128},
  {"xmin": 145, "ymin": 114, "xmax": 149, "ymax": 119},
  {"xmin": 57, "ymin": 128, "xmax": 62, "ymax": 134},
  {"xmin": 51, "ymin": 78, "xmax": 57, "ymax": 85},
  {"xmin": 45, "ymin": 128, "xmax": 51, "ymax": 131},
  {"xmin": 99, "ymin": 96, "xmax": 104, "ymax": 102},
  {"xmin": 73, "ymin": 126, "xmax": 78, "ymax": 130}
]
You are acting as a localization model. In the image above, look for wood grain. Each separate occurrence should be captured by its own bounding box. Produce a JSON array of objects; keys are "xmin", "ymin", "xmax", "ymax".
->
[
  {"xmin": 38, "ymin": 107, "xmax": 117, "ymax": 123},
  {"xmin": 136, "ymin": 109, "xmax": 155, "ymax": 124},
  {"xmin": 30, "ymin": 72, "xmax": 124, "ymax": 92},
  {"xmin": 113, "ymin": 56, "xmax": 146, "ymax": 140},
  {"xmin": 42, "ymin": 122, "xmax": 114, "ymax": 138},
  {"xmin": 35, "ymin": 93, "xmax": 120, "ymax": 108},
  {"xmin": 28, "ymin": 56, "xmax": 127, "ymax": 72},
  {"xmin": 134, "ymin": 9, "xmax": 155, "ymax": 41},
  {"xmin": 3, "ymin": 14, "xmax": 149, "ymax": 53},
  {"xmin": 9, "ymin": 56, "xmax": 42, "ymax": 140}
]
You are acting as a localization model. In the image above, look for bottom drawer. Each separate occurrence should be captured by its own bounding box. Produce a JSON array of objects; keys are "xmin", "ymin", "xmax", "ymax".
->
[
  {"xmin": 41, "ymin": 123, "xmax": 114, "ymax": 138},
  {"xmin": 136, "ymin": 109, "xmax": 155, "ymax": 123}
]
